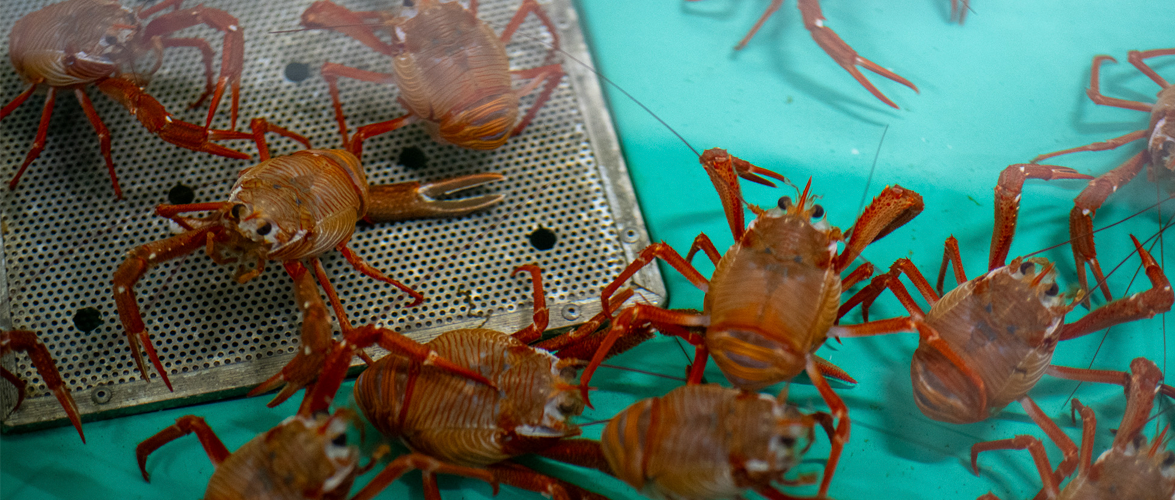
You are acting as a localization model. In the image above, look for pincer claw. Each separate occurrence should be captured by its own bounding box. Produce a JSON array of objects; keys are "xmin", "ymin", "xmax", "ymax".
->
[
  {"xmin": 365, "ymin": 173, "xmax": 506, "ymax": 222},
  {"xmin": 419, "ymin": 173, "xmax": 507, "ymax": 213}
]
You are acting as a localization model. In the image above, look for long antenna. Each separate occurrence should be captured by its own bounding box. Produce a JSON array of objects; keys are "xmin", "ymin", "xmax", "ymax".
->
[{"xmin": 855, "ymin": 124, "xmax": 888, "ymax": 219}]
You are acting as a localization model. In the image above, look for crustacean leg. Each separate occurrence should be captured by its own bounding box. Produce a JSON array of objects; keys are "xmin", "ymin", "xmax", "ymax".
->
[
  {"xmin": 299, "ymin": 1, "xmax": 405, "ymax": 157},
  {"xmin": 508, "ymin": 265, "xmax": 551, "ymax": 344},
  {"xmin": 971, "ymin": 434, "xmax": 1065, "ymax": 499},
  {"xmin": 1068, "ymin": 152, "xmax": 1151, "ymax": 304},
  {"xmin": 484, "ymin": 462, "xmax": 608, "ymax": 500},
  {"xmin": 497, "ymin": 0, "xmax": 565, "ymax": 134},
  {"xmin": 1031, "ymin": 54, "xmax": 1156, "ymax": 163},
  {"xmin": 5, "ymin": 86, "xmax": 55, "ymax": 194},
  {"xmin": 949, "ymin": 0, "xmax": 972, "ymax": 24},
  {"xmin": 531, "ymin": 288, "xmax": 646, "ymax": 355},
  {"xmin": 840, "ymin": 257, "xmax": 935, "ymax": 321},
  {"xmin": 968, "ymin": 396, "xmax": 1085, "ymax": 497},
  {"xmin": 689, "ymin": 0, "xmax": 918, "ymax": 107},
  {"xmin": 319, "ymin": 62, "xmax": 403, "ymax": 158},
  {"xmin": 95, "ymin": 77, "xmax": 250, "ymax": 163},
  {"xmin": 988, "ymin": 164, "xmax": 1093, "ymax": 272},
  {"xmin": 1, "ymin": 330, "xmax": 84, "ymax": 442},
  {"xmin": 1056, "ymin": 235, "xmax": 1173, "ymax": 340},
  {"xmin": 699, "ymin": 148, "xmax": 790, "ymax": 241},
  {"xmin": 113, "ymin": 224, "xmax": 226, "ymax": 390},
  {"xmin": 348, "ymin": 453, "xmax": 496, "ymax": 500},
  {"xmin": 578, "ymin": 303, "xmax": 709, "ymax": 403},
  {"xmin": 300, "ymin": 1, "xmax": 395, "ymax": 57},
  {"xmin": 247, "ymin": 117, "xmax": 313, "ymax": 161},
  {"xmin": 298, "ymin": 0, "xmax": 399, "ymax": 153},
  {"xmin": 74, "ymin": 89, "xmax": 119, "ymax": 198},
  {"xmin": 136, "ymin": 415, "xmax": 231, "ymax": 482},
  {"xmin": 684, "ymin": 232, "xmax": 723, "ymax": 266},
  {"xmin": 1046, "ymin": 358, "xmax": 1173, "ymax": 444},
  {"xmin": 247, "ymin": 261, "xmax": 336, "ymax": 408},
  {"xmin": 796, "ymin": 0, "xmax": 918, "ymax": 109},
  {"xmin": 5, "ymin": 78, "xmax": 247, "ymax": 198},
  {"xmin": 360, "ymin": 451, "xmax": 605, "ymax": 500},
  {"xmin": 160, "ymin": 37, "xmax": 219, "ymax": 109},
  {"xmin": 684, "ymin": 0, "xmax": 781, "ymax": 51},
  {"xmin": 140, "ymin": 0, "xmax": 245, "ymax": 129}
]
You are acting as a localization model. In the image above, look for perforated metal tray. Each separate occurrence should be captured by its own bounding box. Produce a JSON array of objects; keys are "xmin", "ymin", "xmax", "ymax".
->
[{"xmin": 0, "ymin": 0, "xmax": 664, "ymax": 432}]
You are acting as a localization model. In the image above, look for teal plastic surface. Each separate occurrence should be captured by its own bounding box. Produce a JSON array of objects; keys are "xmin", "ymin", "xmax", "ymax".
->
[{"xmin": 4, "ymin": 0, "xmax": 1175, "ymax": 499}]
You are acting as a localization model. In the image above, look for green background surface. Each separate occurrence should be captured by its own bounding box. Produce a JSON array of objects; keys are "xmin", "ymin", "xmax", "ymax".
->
[{"xmin": 4, "ymin": 0, "xmax": 1175, "ymax": 499}]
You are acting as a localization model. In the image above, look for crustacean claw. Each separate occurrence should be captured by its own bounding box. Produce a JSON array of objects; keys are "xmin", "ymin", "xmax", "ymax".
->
[{"xmin": 364, "ymin": 173, "xmax": 506, "ymax": 223}]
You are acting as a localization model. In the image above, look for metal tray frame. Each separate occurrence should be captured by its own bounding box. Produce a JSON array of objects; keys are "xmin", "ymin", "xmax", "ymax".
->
[{"xmin": 1, "ymin": 0, "xmax": 664, "ymax": 432}]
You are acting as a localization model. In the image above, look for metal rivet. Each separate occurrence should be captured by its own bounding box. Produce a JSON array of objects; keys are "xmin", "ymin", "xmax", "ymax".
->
[
  {"xmin": 621, "ymin": 227, "xmax": 639, "ymax": 243},
  {"xmin": 561, "ymin": 304, "xmax": 580, "ymax": 321},
  {"xmin": 91, "ymin": 386, "xmax": 112, "ymax": 405}
]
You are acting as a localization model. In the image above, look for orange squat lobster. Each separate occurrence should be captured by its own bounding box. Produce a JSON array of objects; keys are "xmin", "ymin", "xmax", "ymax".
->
[
  {"xmin": 687, "ymin": 0, "xmax": 920, "ymax": 108},
  {"xmin": 305, "ymin": 265, "xmax": 645, "ymax": 500},
  {"xmin": 1, "ymin": 330, "xmax": 83, "ymax": 441},
  {"xmin": 971, "ymin": 357, "xmax": 1175, "ymax": 500},
  {"xmin": 551, "ymin": 384, "xmax": 834, "ymax": 500},
  {"xmin": 2, "ymin": 0, "xmax": 249, "ymax": 198},
  {"xmin": 836, "ymin": 165, "xmax": 1172, "ymax": 431},
  {"xmin": 577, "ymin": 148, "xmax": 925, "ymax": 498},
  {"xmin": 113, "ymin": 118, "xmax": 504, "ymax": 390},
  {"xmin": 299, "ymin": 0, "xmax": 565, "ymax": 155},
  {"xmin": 135, "ymin": 265, "xmax": 495, "ymax": 500},
  {"xmin": 1032, "ymin": 49, "xmax": 1175, "ymax": 303}
]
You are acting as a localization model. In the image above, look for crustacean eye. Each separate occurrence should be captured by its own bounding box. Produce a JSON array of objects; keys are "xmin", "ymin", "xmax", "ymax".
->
[
  {"xmin": 777, "ymin": 196, "xmax": 792, "ymax": 210},
  {"xmin": 557, "ymin": 400, "xmax": 578, "ymax": 415},
  {"xmin": 810, "ymin": 205, "xmax": 824, "ymax": 219},
  {"xmin": 777, "ymin": 436, "xmax": 797, "ymax": 448},
  {"xmin": 1045, "ymin": 283, "xmax": 1059, "ymax": 296},
  {"xmin": 256, "ymin": 222, "xmax": 273, "ymax": 236},
  {"xmin": 230, "ymin": 203, "xmax": 247, "ymax": 219},
  {"xmin": 1162, "ymin": 451, "xmax": 1175, "ymax": 467},
  {"xmin": 1020, "ymin": 262, "xmax": 1035, "ymax": 274},
  {"xmin": 331, "ymin": 433, "xmax": 347, "ymax": 447}
]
